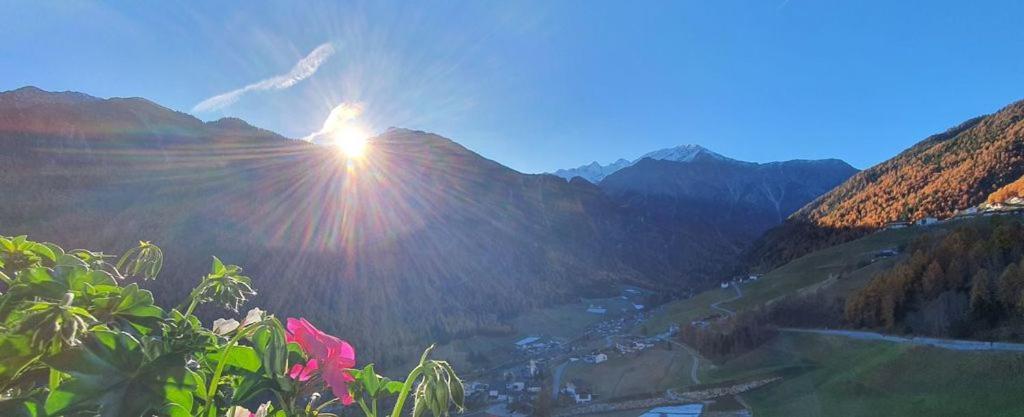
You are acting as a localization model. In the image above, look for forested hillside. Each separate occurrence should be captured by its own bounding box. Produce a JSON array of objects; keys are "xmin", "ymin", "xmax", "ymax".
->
[
  {"xmin": 746, "ymin": 99, "xmax": 1024, "ymax": 271},
  {"xmin": 844, "ymin": 217, "xmax": 1024, "ymax": 339}
]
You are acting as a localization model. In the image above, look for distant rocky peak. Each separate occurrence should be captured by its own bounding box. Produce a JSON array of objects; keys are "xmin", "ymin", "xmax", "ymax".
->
[
  {"xmin": 551, "ymin": 144, "xmax": 729, "ymax": 183},
  {"xmin": 639, "ymin": 144, "xmax": 729, "ymax": 163}
]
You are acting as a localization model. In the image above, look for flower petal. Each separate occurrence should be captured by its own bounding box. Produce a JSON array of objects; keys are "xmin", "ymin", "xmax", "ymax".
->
[
  {"xmin": 288, "ymin": 359, "xmax": 319, "ymax": 382},
  {"xmin": 212, "ymin": 318, "xmax": 240, "ymax": 335},
  {"xmin": 322, "ymin": 363, "xmax": 354, "ymax": 405},
  {"xmin": 242, "ymin": 308, "xmax": 265, "ymax": 327}
]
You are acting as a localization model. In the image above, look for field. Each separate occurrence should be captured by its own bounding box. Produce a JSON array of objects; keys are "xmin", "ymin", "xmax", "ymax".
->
[
  {"xmin": 638, "ymin": 287, "xmax": 736, "ymax": 336},
  {"xmin": 704, "ymin": 333, "xmax": 1024, "ymax": 417},
  {"xmin": 561, "ymin": 344, "xmax": 705, "ymax": 400},
  {"xmin": 431, "ymin": 289, "xmax": 646, "ymax": 374}
]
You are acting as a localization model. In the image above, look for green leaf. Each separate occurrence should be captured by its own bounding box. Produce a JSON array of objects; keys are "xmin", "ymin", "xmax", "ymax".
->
[
  {"xmin": 251, "ymin": 318, "xmax": 288, "ymax": 378},
  {"xmin": 211, "ymin": 256, "xmax": 225, "ymax": 274},
  {"xmin": 65, "ymin": 268, "xmax": 117, "ymax": 293},
  {"xmin": 0, "ymin": 334, "xmax": 42, "ymax": 390},
  {"xmin": 385, "ymin": 380, "xmax": 405, "ymax": 395},
  {"xmin": 25, "ymin": 243, "xmax": 56, "ymax": 263},
  {"xmin": 229, "ymin": 371, "xmax": 276, "ymax": 404},
  {"xmin": 92, "ymin": 284, "xmax": 164, "ymax": 334},
  {"xmin": 43, "ymin": 330, "xmax": 197, "ymax": 417},
  {"xmin": 207, "ymin": 345, "xmax": 261, "ymax": 373}
]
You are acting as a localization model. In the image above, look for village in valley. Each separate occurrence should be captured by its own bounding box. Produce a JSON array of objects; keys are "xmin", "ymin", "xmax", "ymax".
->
[{"xmin": 448, "ymin": 285, "xmax": 727, "ymax": 417}]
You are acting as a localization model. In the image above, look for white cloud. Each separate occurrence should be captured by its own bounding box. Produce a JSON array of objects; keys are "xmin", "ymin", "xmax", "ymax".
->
[
  {"xmin": 192, "ymin": 42, "xmax": 335, "ymax": 113},
  {"xmin": 303, "ymin": 102, "xmax": 365, "ymax": 143}
]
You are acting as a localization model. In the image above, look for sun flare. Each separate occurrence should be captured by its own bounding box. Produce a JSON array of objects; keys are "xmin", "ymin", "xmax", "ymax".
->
[{"xmin": 332, "ymin": 126, "xmax": 369, "ymax": 157}]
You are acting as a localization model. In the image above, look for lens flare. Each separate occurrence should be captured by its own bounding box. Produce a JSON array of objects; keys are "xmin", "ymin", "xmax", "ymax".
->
[{"xmin": 332, "ymin": 126, "xmax": 368, "ymax": 157}]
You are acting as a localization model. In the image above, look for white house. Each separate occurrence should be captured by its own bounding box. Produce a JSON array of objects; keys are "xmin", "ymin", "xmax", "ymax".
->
[
  {"xmin": 916, "ymin": 217, "xmax": 938, "ymax": 226},
  {"xmin": 563, "ymin": 382, "xmax": 577, "ymax": 396},
  {"xmin": 465, "ymin": 382, "xmax": 488, "ymax": 395}
]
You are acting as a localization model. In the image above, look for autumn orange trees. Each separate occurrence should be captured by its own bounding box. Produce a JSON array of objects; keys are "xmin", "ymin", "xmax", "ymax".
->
[{"xmin": 844, "ymin": 218, "xmax": 1024, "ymax": 337}]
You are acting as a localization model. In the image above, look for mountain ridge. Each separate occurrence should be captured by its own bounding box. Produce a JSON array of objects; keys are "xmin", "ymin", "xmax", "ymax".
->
[
  {"xmin": 0, "ymin": 87, "xmax": 713, "ymax": 365},
  {"xmin": 745, "ymin": 98, "xmax": 1024, "ymax": 270},
  {"xmin": 552, "ymin": 142, "xmax": 854, "ymax": 184}
]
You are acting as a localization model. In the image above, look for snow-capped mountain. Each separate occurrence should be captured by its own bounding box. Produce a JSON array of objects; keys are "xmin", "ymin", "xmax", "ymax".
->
[
  {"xmin": 551, "ymin": 144, "xmax": 728, "ymax": 182},
  {"xmin": 637, "ymin": 144, "xmax": 729, "ymax": 163},
  {"xmin": 552, "ymin": 158, "xmax": 631, "ymax": 183}
]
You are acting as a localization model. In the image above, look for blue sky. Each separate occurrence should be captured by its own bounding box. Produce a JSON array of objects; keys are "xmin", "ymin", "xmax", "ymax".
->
[{"xmin": 2, "ymin": 1, "xmax": 1023, "ymax": 172}]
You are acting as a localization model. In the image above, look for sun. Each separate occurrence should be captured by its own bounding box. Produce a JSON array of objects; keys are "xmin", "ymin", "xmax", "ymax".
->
[{"xmin": 332, "ymin": 125, "xmax": 369, "ymax": 158}]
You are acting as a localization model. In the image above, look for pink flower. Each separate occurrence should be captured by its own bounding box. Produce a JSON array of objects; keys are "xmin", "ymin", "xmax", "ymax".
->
[{"xmin": 286, "ymin": 318, "xmax": 356, "ymax": 405}]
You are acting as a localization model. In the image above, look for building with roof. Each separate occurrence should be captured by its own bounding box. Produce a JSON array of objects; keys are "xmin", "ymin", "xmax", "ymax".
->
[
  {"xmin": 514, "ymin": 336, "xmax": 541, "ymax": 349},
  {"xmin": 637, "ymin": 404, "xmax": 704, "ymax": 417}
]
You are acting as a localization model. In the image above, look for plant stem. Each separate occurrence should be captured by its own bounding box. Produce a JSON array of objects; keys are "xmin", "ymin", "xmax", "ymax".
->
[
  {"xmin": 315, "ymin": 398, "xmax": 340, "ymax": 412},
  {"xmin": 389, "ymin": 364, "xmax": 423, "ymax": 417},
  {"xmin": 202, "ymin": 327, "xmax": 249, "ymax": 417},
  {"xmin": 181, "ymin": 280, "xmax": 209, "ymax": 317},
  {"xmin": 388, "ymin": 345, "xmax": 436, "ymax": 417},
  {"xmin": 357, "ymin": 398, "xmax": 374, "ymax": 417}
]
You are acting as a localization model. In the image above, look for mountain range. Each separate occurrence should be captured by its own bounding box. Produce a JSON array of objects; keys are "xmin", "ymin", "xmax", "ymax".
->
[
  {"xmin": 0, "ymin": 86, "xmax": 857, "ymax": 365},
  {"xmin": 551, "ymin": 144, "xmax": 727, "ymax": 183}
]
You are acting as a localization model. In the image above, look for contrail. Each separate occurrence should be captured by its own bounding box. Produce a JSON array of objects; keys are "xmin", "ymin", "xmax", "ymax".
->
[{"xmin": 193, "ymin": 42, "xmax": 335, "ymax": 113}]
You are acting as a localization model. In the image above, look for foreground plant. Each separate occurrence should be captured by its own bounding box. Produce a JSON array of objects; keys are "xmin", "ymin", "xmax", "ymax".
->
[{"xmin": 0, "ymin": 235, "xmax": 463, "ymax": 417}]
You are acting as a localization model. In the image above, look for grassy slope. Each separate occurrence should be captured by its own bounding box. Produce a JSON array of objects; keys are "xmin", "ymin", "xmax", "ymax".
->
[
  {"xmin": 723, "ymin": 225, "xmax": 939, "ymax": 311},
  {"xmin": 704, "ymin": 333, "xmax": 1024, "ymax": 417},
  {"xmin": 639, "ymin": 288, "xmax": 735, "ymax": 336},
  {"xmin": 643, "ymin": 223, "xmax": 958, "ymax": 336}
]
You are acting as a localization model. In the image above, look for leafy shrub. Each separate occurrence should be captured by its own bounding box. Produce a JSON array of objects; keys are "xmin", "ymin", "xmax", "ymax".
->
[{"xmin": 0, "ymin": 236, "xmax": 462, "ymax": 417}]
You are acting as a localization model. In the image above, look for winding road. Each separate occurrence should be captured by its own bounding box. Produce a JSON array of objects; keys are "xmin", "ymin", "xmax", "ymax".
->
[
  {"xmin": 551, "ymin": 361, "xmax": 570, "ymax": 398},
  {"xmin": 710, "ymin": 284, "xmax": 743, "ymax": 317},
  {"xmin": 667, "ymin": 283, "xmax": 744, "ymax": 385},
  {"xmin": 780, "ymin": 328, "xmax": 1024, "ymax": 352}
]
